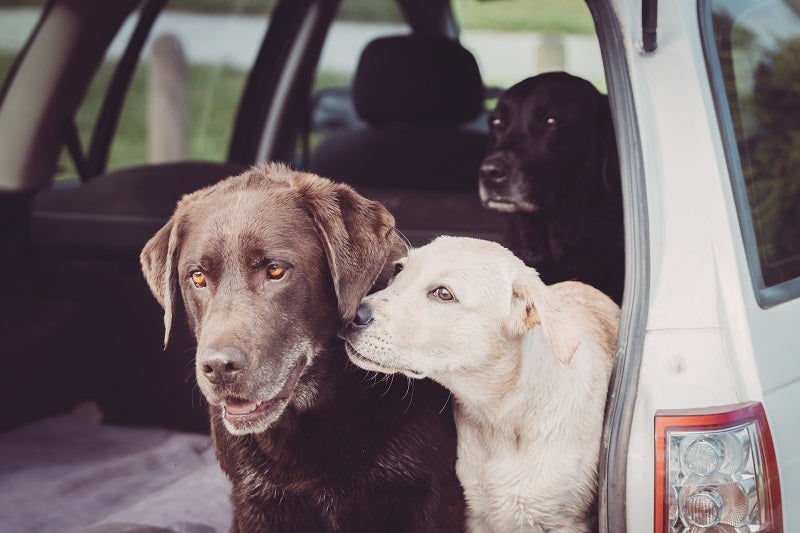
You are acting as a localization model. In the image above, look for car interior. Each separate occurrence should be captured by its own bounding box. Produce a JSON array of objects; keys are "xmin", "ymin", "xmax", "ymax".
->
[{"xmin": 0, "ymin": 0, "xmax": 615, "ymax": 529}]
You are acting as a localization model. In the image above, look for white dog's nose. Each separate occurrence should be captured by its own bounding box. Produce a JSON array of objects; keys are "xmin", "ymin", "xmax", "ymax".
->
[{"xmin": 352, "ymin": 303, "xmax": 374, "ymax": 327}]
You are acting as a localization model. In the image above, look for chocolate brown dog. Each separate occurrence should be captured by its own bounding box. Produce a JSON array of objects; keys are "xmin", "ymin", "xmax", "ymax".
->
[
  {"xmin": 479, "ymin": 72, "xmax": 624, "ymax": 304},
  {"xmin": 141, "ymin": 164, "xmax": 464, "ymax": 532}
]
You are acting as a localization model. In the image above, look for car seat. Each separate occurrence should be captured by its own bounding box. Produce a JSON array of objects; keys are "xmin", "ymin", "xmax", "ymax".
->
[{"xmin": 308, "ymin": 34, "xmax": 487, "ymax": 192}]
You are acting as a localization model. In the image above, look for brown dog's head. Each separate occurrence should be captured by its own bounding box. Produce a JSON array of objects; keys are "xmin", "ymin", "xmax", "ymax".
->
[
  {"xmin": 141, "ymin": 163, "xmax": 401, "ymax": 435},
  {"xmin": 478, "ymin": 71, "xmax": 617, "ymax": 215}
]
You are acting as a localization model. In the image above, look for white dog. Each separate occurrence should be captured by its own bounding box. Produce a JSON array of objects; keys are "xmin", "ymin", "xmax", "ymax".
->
[{"xmin": 342, "ymin": 236, "xmax": 619, "ymax": 532}]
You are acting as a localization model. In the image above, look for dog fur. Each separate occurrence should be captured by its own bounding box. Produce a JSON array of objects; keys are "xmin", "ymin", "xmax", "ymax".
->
[
  {"xmin": 342, "ymin": 236, "xmax": 619, "ymax": 532},
  {"xmin": 141, "ymin": 164, "xmax": 465, "ymax": 532},
  {"xmin": 479, "ymin": 71, "xmax": 624, "ymax": 304}
]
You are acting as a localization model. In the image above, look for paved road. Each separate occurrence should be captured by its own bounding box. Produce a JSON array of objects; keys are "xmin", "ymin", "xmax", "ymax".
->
[{"xmin": 0, "ymin": 8, "xmax": 604, "ymax": 86}]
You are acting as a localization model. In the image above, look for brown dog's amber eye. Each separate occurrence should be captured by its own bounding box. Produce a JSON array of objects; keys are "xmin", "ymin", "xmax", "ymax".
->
[
  {"xmin": 267, "ymin": 264, "xmax": 286, "ymax": 280},
  {"xmin": 191, "ymin": 271, "xmax": 206, "ymax": 288},
  {"xmin": 431, "ymin": 286, "xmax": 454, "ymax": 301}
]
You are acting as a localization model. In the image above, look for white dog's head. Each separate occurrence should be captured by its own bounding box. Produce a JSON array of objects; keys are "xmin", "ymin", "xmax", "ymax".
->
[{"xmin": 341, "ymin": 236, "xmax": 581, "ymax": 382}]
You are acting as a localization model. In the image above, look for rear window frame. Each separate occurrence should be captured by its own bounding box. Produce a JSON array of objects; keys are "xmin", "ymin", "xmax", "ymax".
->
[{"xmin": 698, "ymin": 0, "xmax": 800, "ymax": 308}]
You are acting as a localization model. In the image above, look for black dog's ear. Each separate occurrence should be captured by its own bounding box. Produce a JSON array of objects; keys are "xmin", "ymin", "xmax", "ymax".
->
[
  {"xmin": 141, "ymin": 215, "xmax": 182, "ymax": 348},
  {"xmin": 294, "ymin": 174, "xmax": 397, "ymax": 323}
]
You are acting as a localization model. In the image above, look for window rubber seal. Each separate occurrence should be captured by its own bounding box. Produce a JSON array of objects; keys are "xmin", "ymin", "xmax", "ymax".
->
[{"xmin": 585, "ymin": 1, "xmax": 651, "ymax": 532}]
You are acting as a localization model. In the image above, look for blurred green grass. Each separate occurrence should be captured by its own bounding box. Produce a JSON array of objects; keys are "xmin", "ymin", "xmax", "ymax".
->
[
  {"xmin": 160, "ymin": 0, "xmax": 595, "ymax": 33},
  {"xmin": 455, "ymin": 0, "xmax": 594, "ymax": 34},
  {"xmin": 0, "ymin": 0, "xmax": 594, "ymax": 33}
]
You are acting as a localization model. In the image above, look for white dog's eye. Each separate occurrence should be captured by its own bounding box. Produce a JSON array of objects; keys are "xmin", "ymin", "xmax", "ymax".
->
[
  {"xmin": 431, "ymin": 286, "xmax": 455, "ymax": 302},
  {"xmin": 393, "ymin": 262, "xmax": 404, "ymax": 277}
]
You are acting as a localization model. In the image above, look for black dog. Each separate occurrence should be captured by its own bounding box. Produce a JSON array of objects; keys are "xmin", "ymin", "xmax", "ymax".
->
[
  {"xmin": 141, "ymin": 165, "xmax": 465, "ymax": 532},
  {"xmin": 479, "ymin": 71, "xmax": 624, "ymax": 304}
]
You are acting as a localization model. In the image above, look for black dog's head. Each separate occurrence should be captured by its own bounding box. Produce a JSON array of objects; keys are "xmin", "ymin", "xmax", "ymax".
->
[
  {"xmin": 479, "ymin": 72, "xmax": 616, "ymax": 215},
  {"xmin": 141, "ymin": 163, "xmax": 402, "ymax": 436}
]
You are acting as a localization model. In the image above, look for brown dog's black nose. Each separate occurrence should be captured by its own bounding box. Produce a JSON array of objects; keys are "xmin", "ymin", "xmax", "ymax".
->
[
  {"xmin": 198, "ymin": 346, "xmax": 246, "ymax": 383},
  {"xmin": 479, "ymin": 159, "xmax": 509, "ymax": 184},
  {"xmin": 352, "ymin": 303, "xmax": 374, "ymax": 327}
]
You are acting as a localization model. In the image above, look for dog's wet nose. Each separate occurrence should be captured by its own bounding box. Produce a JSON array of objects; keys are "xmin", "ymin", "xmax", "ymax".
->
[
  {"xmin": 479, "ymin": 159, "xmax": 509, "ymax": 184},
  {"xmin": 198, "ymin": 346, "xmax": 246, "ymax": 383},
  {"xmin": 352, "ymin": 303, "xmax": 374, "ymax": 327}
]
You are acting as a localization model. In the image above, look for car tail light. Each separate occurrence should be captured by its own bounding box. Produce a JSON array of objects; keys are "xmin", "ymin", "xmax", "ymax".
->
[{"xmin": 655, "ymin": 402, "xmax": 782, "ymax": 532}]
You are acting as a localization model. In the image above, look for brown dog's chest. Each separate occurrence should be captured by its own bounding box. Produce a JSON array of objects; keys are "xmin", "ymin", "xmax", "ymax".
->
[{"xmin": 210, "ymin": 371, "xmax": 464, "ymax": 532}]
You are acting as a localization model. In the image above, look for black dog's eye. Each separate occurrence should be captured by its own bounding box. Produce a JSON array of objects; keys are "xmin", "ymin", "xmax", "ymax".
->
[
  {"xmin": 431, "ymin": 286, "xmax": 455, "ymax": 302},
  {"xmin": 191, "ymin": 270, "xmax": 207, "ymax": 288},
  {"xmin": 266, "ymin": 263, "xmax": 286, "ymax": 280},
  {"xmin": 490, "ymin": 116, "xmax": 504, "ymax": 129},
  {"xmin": 545, "ymin": 116, "xmax": 558, "ymax": 127}
]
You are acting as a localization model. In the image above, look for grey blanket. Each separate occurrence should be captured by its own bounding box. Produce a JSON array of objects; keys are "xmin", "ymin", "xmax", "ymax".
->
[{"xmin": 0, "ymin": 413, "xmax": 232, "ymax": 533}]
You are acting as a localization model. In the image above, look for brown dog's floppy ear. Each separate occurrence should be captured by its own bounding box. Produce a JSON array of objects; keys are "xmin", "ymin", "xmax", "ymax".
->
[
  {"xmin": 140, "ymin": 217, "xmax": 181, "ymax": 348},
  {"xmin": 294, "ymin": 174, "xmax": 397, "ymax": 322},
  {"xmin": 508, "ymin": 266, "xmax": 581, "ymax": 364},
  {"xmin": 373, "ymin": 231, "xmax": 410, "ymax": 291}
]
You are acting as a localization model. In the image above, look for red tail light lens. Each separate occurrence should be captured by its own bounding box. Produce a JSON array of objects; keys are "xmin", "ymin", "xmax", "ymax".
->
[{"xmin": 655, "ymin": 402, "xmax": 782, "ymax": 532}]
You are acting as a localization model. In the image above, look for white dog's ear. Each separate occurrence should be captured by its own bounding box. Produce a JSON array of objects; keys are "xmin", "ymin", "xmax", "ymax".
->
[{"xmin": 509, "ymin": 267, "xmax": 581, "ymax": 364}]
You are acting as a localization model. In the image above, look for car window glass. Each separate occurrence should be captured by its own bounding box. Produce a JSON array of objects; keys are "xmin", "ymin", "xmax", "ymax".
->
[
  {"xmin": 0, "ymin": 1, "xmax": 46, "ymax": 91},
  {"xmin": 453, "ymin": 0, "xmax": 602, "ymax": 92},
  {"xmin": 304, "ymin": 0, "xmax": 604, "ymax": 164},
  {"xmin": 55, "ymin": 0, "xmax": 273, "ymax": 181},
  {"xmin": 304, "ymin": 0, "xmax": 405, "ymax": 161},
  {"xmin": 704, "ymin": 0, "xmax": 800, "ymax": 294}
]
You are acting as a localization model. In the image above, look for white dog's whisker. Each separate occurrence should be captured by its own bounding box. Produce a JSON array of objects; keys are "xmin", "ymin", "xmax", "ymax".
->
[{"xmin": 438, "ymin": 389, "xmax": 453, "ymax": 415}]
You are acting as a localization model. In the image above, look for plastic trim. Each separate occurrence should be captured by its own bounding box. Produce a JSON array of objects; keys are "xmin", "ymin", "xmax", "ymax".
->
[{"xmin": 585, "ymin": 1, "xmax": 651, "ymax": 532}]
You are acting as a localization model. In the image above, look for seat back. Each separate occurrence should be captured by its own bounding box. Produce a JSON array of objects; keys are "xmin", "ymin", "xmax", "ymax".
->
[{"xmin": 308, "ymin": 35, "xmax": 487, "ymax": 192}]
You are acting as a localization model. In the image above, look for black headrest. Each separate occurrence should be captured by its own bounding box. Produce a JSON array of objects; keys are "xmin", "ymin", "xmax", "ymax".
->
[{"xmin": 353, "ymin": 35, "xmax": 484, "ymax": 126}]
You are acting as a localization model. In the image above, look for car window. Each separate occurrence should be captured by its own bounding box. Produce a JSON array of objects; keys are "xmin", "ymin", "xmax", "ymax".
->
[
  {"xmin": 304, "ymin": 0, "xmax": 603, "ymax": 163},
  {"xmin": 303, "ymin": 0, "xmax": 405, "ymax": 162},
  {"xmin": 0, "ymin": 1, "xmax": 46, "ymax": 94},
  {"xmin": 453, "ymin": 0, "xmax": 601, "ymax": 91},
  {"xmin": 55, "ymin": 0, "xmax": 273, "ymax": 181},
  {"xmin": 702, "ymin": 0, "xmax": 800, "ymax": 303}
]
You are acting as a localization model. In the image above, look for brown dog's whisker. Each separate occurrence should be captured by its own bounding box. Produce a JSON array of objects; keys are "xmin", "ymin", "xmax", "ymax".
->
[{"xmin": 393, "ymin": 228, "xmax": 413, "ymax": 251}]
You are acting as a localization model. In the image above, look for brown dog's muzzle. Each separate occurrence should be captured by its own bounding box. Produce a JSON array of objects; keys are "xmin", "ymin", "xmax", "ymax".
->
[{"xmin": 197, "ymin": 345, "xmax": 246, "ymax": 385}]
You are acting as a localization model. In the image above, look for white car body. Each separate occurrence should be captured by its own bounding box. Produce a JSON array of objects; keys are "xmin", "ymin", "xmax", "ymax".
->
[{"xmin": 607, "ymin": 0, "xmax": 799, "ymax": 529}]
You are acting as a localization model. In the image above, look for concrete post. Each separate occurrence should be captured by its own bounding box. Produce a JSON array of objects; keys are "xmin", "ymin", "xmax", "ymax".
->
[
  {"xmin": 148, "ymin": 33, "xmax": 188, "ymax": 163},
  {"xmin": 536, "ymin": 32, "xmax": 565, "ymax": 73}
]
